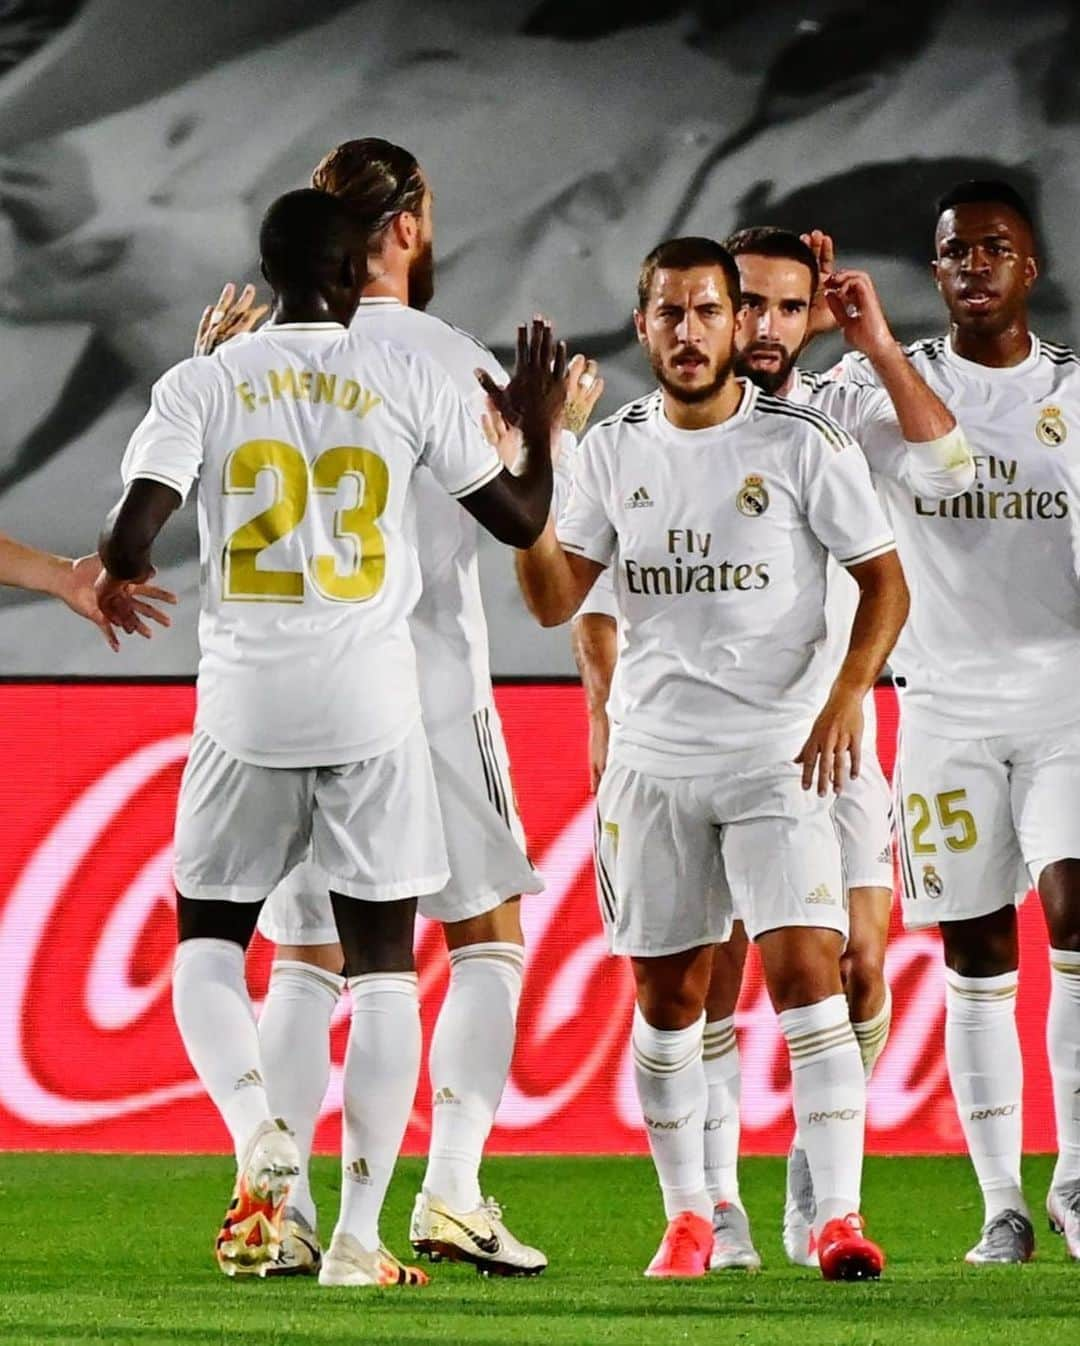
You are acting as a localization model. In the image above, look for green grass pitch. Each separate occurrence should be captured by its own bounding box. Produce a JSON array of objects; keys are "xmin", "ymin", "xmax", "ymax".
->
[{"xmin": 0, "ymin": 1154, "xmax": 1073, "ymax": 1345}]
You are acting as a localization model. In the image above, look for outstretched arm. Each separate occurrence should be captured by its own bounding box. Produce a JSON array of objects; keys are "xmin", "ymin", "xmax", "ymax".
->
[
  {"xmin": 0, "ymin": 531, "xmax": 174, "ymax": 649},
  {"xmin": 97, "ymin": 479, "xmax": 182, "ymax": 634}
]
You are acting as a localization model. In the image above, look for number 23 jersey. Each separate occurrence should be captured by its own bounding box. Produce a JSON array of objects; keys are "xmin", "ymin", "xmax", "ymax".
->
[{"xmin": 121, "ymin": 321, "xmax": 502, "ymax": 767}]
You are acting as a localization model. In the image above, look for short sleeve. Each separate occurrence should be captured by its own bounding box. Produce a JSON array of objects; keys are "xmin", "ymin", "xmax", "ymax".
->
[
  {"xmin": 416, "ymin": 356, "xmax": 503, "ymax": 499},
  {"xmin": 804, "ymin": 437, "xmax": 895, "ymax": 568},
  {"xmin": 121, "ymin": 362, "xmax": 208, "ymax": 503},
  {"xmin": 839, "ymin": 383, "xmax": 906, "ymax": 481},
  {"xmin": 555, "ymin": 431, "xmax": 616, "ymax": 566}
]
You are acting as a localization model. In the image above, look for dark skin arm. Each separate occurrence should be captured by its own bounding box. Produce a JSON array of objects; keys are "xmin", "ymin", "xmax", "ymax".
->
[
  {"xmin": 462, "ymin": 318, "xmax": 568, "ymax": 548},
  {"xmin": 96, "ymin": 479, "xmax": 182, "ymax": 633}
]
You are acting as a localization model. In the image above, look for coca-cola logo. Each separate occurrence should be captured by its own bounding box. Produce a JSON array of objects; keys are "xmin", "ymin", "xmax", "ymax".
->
[{"xmin": 0, "ymin": 684, "xmax": 1055, "ymax": 1154}]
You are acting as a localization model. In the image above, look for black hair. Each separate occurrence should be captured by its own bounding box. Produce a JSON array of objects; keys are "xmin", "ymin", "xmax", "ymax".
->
[
  {"xmin": 258, "ymin": 188, "xmax": 364, "ymax": 290},
  {"xmin": 312, "ymin": 137, "xmax": 426, "ymax": 234},
  {"xmin": 637, "ymin": 236, "xmax": 741, "ymax": 311},
  {"xmin": 935, "ymin": 179, "xmax": 1035, "ymax": 231},
  {"xmin": 724, "ymin": 226, "xmax": 819, "ymax": 296}
]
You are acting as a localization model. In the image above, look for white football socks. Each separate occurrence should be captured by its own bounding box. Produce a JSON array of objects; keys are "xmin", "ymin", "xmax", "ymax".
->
[
  {"xmin": 780, "ymin": 994, "xmax": 866, "ymax": 1230},
  {"xmin": 852, "ymin": 984, "xmax": 892, "ymax": 1082},
  {"xmin": 632, "ymin": 1007, "xmax": 711, "ymax": 1221},
  {"xmin": 334, "ymin": 972, "xmax": 421, "ymax": 1252},
  {"xmin": 702, "ymin": 1015, "xmax": 742, "ymax": 1210},
  {"xmin": 422, "ymin": 942, "xmax": 524, "ymax": 1212},
  {"xmin": 258, "ymin": 959, "xmax": 344, "ymax": 1228},
  {"xmin": 1048, "ymin": 948, "xmax": 1080, "ymax": 1192},
  {"xmin": 172, "ymin": 938, "xmax": 270, "ymax": 1163},
  {"xmin": 944, "ymin": 969, "xmax": 1026, "ymax": 1221}
]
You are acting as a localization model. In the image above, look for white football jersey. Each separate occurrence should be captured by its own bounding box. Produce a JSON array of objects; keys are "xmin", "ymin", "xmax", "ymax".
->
[
  {"xmin": 349, "ymin": 298, "xmax": 506, "ymax": 733},
  {"xmin": 556, "ymin": 382, "xmax": 895, "ymax": 774},
  {"xmin": 121, "ymin": 321, "xmax": 502, "ymax": 767},
  {"xmin": 835, "ymin": 335, "xmax": 1080, "ymax": 737}
]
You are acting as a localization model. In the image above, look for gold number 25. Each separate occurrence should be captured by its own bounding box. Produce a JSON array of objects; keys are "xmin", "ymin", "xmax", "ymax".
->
[
  {"xmin": 222, "ymin": 438, "xmax": 389, "ymax": 603},
  {"xmin": 906, "ymin": 788, "xmax": 978, "ymax": 854}
]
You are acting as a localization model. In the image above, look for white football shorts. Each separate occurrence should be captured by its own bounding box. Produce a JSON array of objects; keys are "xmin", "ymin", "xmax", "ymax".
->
[
  {"xmin": 894, "ymin": 719, "xmax": 1080, "ymax": 928},
  {"xmin": 834, "ymin": 747, "xmax": 894, "ymax": 892},
  {"xmin": 594, "ymin": 755, "xmax": 847, "ymax": 957},
  {"xmin": 174, "ymin": 719, "xmax": 448, "ymax": 905},
  {"xmin": 257, "ymin": 703, "xmax": 541, "ymax": 944}
]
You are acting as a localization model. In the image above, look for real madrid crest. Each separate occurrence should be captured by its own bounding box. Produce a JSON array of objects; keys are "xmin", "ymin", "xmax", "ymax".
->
[
  {"xmin": 922, "ymin": 864, "xmax": 944, "ymax": 899},
  {"xmin": 736, "ymin": 474, "xmax": 769, "ymax": 517},
  {"xmin": 1037, "ymin": 405, "xmax": 1067, "ymax": 448}
]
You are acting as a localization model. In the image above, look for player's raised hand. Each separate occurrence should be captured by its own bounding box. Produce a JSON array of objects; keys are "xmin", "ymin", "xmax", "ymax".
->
[
  {"xmin": 476, "ymin": 316, "xmax": 568, "ymax": 442},
  {"xmin": 564, "ymin": 353, "xmax": 605, "ymax": 437},
  {"xmin": 194, "ymin": 282, "xmax": 268, "ymax": 357},
  {"xmin": 801, "ymin": 230, "xmax": 838, "ymax": 339},
  {"xmin": 482, "ymin": 399, "xmax": 524, "ymax": 470},
  {"xmin": 795, "ymin": 687, "xmax": 864, "ymax": 796},
  {"xmin": 823, "ymin": 269, "xmax": 895, "ymax": 362}
]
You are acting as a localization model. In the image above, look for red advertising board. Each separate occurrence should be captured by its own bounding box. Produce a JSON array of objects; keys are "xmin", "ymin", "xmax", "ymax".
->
[{"xmin": 0, "ymin": 682, "xmax": 1054, "ymax": 1155}]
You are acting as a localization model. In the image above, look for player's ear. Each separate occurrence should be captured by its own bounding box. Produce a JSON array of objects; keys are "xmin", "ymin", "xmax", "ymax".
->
[
  {"xmin": 633, "ymin": 308, "xmax": 648, "ymax": 347},
  {"xmin": 1024, "ymin": 254, "xmax": 1039, "ymax": 291},
  {"xmin": 930, "ymin": 258, "xmax": 941, "ymax": 291}
]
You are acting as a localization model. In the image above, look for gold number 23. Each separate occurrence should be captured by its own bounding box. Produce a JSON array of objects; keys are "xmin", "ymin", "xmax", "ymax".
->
[
  {"xmin": 906, "ymin": 788, "xmax": 978, "ymax": 854},
  {"xmin": 222, "ymin": 438, "xmax": 389, "ymax": 603}
]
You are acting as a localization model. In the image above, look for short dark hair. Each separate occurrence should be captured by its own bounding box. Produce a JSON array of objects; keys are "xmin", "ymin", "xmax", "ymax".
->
[
  {"xmin": 935, "ymin": 179, "xmax": 1035, "ymax": 231},
  {"xmin": 724, "ymin": 226, "xmax": 819, "ymax": 296},
  {"xmin": 258, "ymin": 188, "xmax": 365, "ymax": 290},
  {"xmin": 637, "ymin": 236, "xmax": 741, "ymax": 312},
  {"xmin": 312, "ymin": 137, "xmax": 426, "ymax": 237}
]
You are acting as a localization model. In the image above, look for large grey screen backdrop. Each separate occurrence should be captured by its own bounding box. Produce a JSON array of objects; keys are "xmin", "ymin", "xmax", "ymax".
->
[{"xmin": 0, "ymin": 0, "xmax": 1074, "ymax": 675}]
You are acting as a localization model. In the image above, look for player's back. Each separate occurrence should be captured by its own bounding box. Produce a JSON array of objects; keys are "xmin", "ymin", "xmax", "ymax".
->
[
  {"xmin": 349, "ymin": 299, "xmax": 505, "ymax": 731},
  {"xmin": 836, "ymin": 337, "xmax": 1080, "ymax": 735},
  {"xmin": 123, "ymin": 321, "xmax": 495, "ymax": 767}
]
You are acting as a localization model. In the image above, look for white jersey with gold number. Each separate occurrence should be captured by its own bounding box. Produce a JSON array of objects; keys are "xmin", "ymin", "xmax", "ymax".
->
[
  {"xmin": 349, "ymin": 298, "xmax": 506, "ymax": 734},
  {"xmin": 556, "ymin": 381, "xmax": 895, "ymax": 774},
  {"xmin": 121, "ymin": 321, "xmax": 501, "ymax": 767},
  {"xmin": 835, "ymin": 336, "xmax": 1080, "ymax": 737}
]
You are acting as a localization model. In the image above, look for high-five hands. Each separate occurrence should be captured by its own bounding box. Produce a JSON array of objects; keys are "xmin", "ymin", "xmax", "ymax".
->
[
  {"xmin": 91, "ymin": 563, "xmax": 177, "ymax": 650},
  {"xmin": 476, "ymin": 316, "xmax": 569, "ymax": 441}
]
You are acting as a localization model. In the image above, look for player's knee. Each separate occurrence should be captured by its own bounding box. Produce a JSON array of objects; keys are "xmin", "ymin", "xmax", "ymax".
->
[
  {"xmin": 175, "ymin": 893, "xmax": 260, "ymax": 948},
  {"xmin": 841, "ymin": 943, "xmax": 885, "ymax": 1007}
]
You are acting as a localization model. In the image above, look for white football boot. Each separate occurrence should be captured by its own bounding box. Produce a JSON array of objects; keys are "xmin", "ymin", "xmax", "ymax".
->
[
  {"xmin": 782, "ymin": 1144, "xmax": 819, "ymax": 1268},
  {"xmin": 410, "ymin": 1190, "xmax": 547, "ymax": 1276},
  {"xmin": 318, "ymin": 1232, "xmax": 429, "ymax": 1287},
  {"xmin": 709, "ymin": 1202, "xmax": 762, "ymax": 1271}
]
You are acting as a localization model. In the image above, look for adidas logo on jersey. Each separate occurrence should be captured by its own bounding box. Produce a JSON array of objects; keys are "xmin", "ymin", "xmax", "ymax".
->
[
  {"xmin": 433, "ymin": 1087, "xmax": 459, "ymax": 1107},
  {"xmin": 233, "ymin": 1069, "xmax": 263, "ymax": 1091},
  {"xmin": 625, "ymin": 486, "xmax": 654, "ymax": 509}
]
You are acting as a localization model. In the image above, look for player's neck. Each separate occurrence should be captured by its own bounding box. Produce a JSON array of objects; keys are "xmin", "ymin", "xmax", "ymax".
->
[
  {"xmin": 268, "ymin": 293, "xmax": 345, "ymax": 326},
  {"xmin": 949, "ymin": 317, "xmax": 1032, "ymax": 368},
  {"xmin": 363, "ymin": 270, "xmax": 409, "ymax": 306},
  {"xmin": 661, "ymin": 374, "xmax": 744, "ymax": 431}
]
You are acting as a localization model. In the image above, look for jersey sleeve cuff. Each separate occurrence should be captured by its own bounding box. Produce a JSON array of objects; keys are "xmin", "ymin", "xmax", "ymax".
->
[
  {"xmin": 447, "ymin": 456, "xmax": 503, "ymax": 499},
  {"xmin": 838, "ymin": 538, "xmax": 896, "ymax": 567},
  {"xmin": 557, "ymin": 533, "xmax": 614, "ymax": 567}
]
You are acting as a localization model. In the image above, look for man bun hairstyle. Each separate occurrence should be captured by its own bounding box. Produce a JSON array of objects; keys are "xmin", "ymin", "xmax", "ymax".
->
[
  {"xmin": 725, "ymin": 226, "xmax": 819, "ymax": 296},
  {"xmin": 637, "ymin": 236, "xmax": 742, "ymax": 312},
  {"xmin": 312, "ymin": 137, "xmax": 426, "ymax": 235}
]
